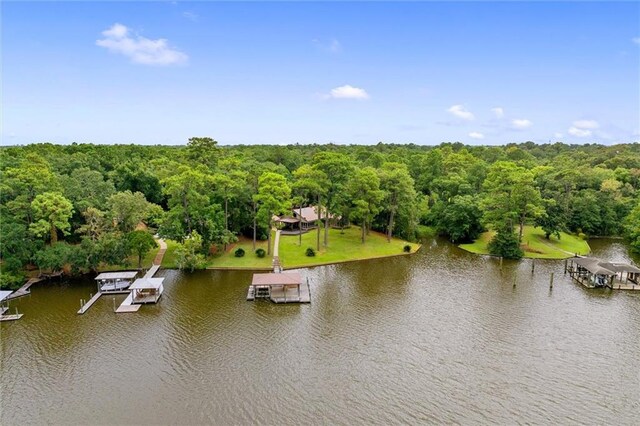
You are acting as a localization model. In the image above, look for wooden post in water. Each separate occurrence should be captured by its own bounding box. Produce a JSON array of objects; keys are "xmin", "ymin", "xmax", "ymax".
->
[
  {"xmin": 112, "ymin": 297, "xmax": 116, "ymax": 312},
  {"xmin": 531, "ymin": 260, "xmax": 535, "ymax": 274},
  {"xmin": 513, "ymin": 275, "xmax": 516, "ymax": 288},
  {"xmin": 500, "ymin": 257, "xmax": 503, "ymax": 270},
  {"xmin": 549, "ymin": 272, "xmax": 554, "ymax": 289},
  {"xmin": 564, "ymin": 259, "xmax": 568, "ymax": 274}
]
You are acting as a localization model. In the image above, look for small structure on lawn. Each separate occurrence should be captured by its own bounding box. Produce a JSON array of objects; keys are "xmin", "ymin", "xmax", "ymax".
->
[
  {"xmin": 128, "ymin": 277, "xmax": 165, "ymax": 304},
  {"xmin": 246, "ymin": 272, "xmax": 310, "ymax": 303},
  {"xmin": 94, "ymin": 271, "xmax": 139, "ymax": 293},
  {"xmin": 566, "ymin": 257, "xmax": 640, "ymax": 290}
]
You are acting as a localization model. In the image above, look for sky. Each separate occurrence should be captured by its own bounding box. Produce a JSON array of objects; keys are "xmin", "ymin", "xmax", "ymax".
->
[{"xmin": 2, "ymin": 1, "xmax": 639, "ymax": 146}]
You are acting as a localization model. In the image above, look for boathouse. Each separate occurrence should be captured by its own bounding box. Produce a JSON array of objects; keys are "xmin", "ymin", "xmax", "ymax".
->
[
  {"xmin": 129, "ymin": 277, "xmax": 164, "ymax": 304},
  {"xmin": 566, "ymin": 257, "xmax": 640, "ymax": 290},
  {"xmin": 94, "ymin": 271, "xmax": 139, "ymax": 293},
  {"xmin": 246, "ymin": 272, "xmax": 310, "ymax": 303}
]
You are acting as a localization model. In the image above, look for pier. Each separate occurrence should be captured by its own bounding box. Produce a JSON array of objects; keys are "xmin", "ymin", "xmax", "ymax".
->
[{"xmin": 246, "ymin": 272, "xmax": 311, "ymax": 303}]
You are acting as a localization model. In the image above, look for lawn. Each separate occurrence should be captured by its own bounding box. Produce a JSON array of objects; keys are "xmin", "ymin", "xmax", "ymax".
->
[
  {"xmin": 207, "ymin": 236, "xmax": 273, "ymax": 269},
  {"xmin": 98, "ymin": 242, "xmax": 161, "ymax": 272},
  {"xmin": 206, "ymin": 227, "xmax": 419, "ymax": 270},
  {"xmin": 459, "ymin": 225, "xmax": 590, "ymax": 259},
  {"xmin": 161, "ymin": 239, "xmax": 181, "ymax": 269}
]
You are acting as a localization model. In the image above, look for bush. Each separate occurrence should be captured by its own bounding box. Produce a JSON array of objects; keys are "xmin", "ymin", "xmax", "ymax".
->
[
  {"xmin": 305, "ymin": 247, "xmax": 315, "ymax": 257},
  {"xmin": 578, "ymin": 232, "xmax": 586, "ymax": 240},
  {"xmin": 234, "ymin": 248, "xmax": 245, "ymax": 257},
  {"xmin": 255, "ymin": 248, "xmax": 266, "ymax": 258},
  {"xmin": 403, "ymin": 244, "xmax": 412, "ymax": 253},
  {"xmin": 488, "ymin": 229, "xmax": 523, "ymax": 259}
]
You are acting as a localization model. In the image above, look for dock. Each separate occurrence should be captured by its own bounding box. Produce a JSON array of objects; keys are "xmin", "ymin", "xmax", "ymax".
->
[
  {"xmin": 0, "ymin": 314, "xmax": 24, "ymax": 322},
  {"xmin": 115, "ymin": 293, "xmax": 141, "ymax": 313},
  {"xmin": 6, "ymin": 277, "xmax": 44, "ymax": 300},
  {"xmin": 566, "ymin": 257, "xmax": 640, "ymax": 290},
  {"xmin": 247, "ymin": 272, "xmax": 311, "ymax": 304},
  {"xmin": 78, "ymin": 292, "xmax": 103, "ymax": 314}
]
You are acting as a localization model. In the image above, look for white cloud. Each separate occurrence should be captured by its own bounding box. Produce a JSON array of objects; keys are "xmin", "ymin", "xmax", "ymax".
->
[
  {"xmin": 327, "ymin": 85, "xmax": 369, "ymax": 100},
  {"xmin": 313, "ymin": 38, "xmax": 342, "ymax": 53},
  {"xmin": 468, "ymin": 132, "xmax": 485, "ymax": 140},
  {"xmin": 491, "ymin": 107, "xmax": 504, "ymax": 118},
  {"xmin": 96, "ymin": 23, "xmax": 188, "ymax": 66},
  {"xmin": 633, "ymin": 37, "xmax": 640, "ymax": 45},
  {"xmin": 554, "ymin": 132, "xmax": 563, "ymax": 139},
  {"xmin": 572, "ymin": 120, "xmax": 599, "ymax": 130},
  {"xmin": 568, "ymin": 127, "xmax": 592, "ymax": 137},
  {"xmin": 512, "ymin": 119, "xmax": 532, "ymax": 129},
  {"xmin": 447, "ymin": 105, "xmax": 475, "ymax": 120},
  {"xmin": 182, "ymin": 11, "xmax": 198, "ymax": 22}
]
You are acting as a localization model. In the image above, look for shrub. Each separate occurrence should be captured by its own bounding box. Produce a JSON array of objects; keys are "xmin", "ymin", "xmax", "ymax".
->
[
  {"xmin": 235, "ymin": 248, "xmax": 245, "ymax": 257},
  {"xmin": 305, "ymin": 247, "xmax": 315, "ymax": 257},
  {"xmin": 255, "ymin": 248, "xmax": 266, "ymax": 258},
  {"xmin": 403, "ymin": 244, "xmax": 412, "ymax": 253},
  {"xmin": 487, "ymin": 229, "xmax": 523, "ymax": 259},
  {"xmin": 578, "ymin": 232, "xmax": 586, "ymax": 240}
]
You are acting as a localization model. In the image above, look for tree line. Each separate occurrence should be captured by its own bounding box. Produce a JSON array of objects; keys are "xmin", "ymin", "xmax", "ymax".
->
[{"xmin": 1, "ymin": 140, "xmax": 639, "ymax": 288}]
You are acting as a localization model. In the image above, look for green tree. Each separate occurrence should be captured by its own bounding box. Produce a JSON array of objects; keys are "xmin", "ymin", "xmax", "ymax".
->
[
  {"xmin": 379, "ymin": 162, "xmax": 417, "ymax": 242},
  {"xmin": 293, "ymin": 164, "xmax": 328, "ymax": 251},
  {"xmin": 312, "ymin": 152, "xmax": 353, "ymax": 247},
  {"xmin": 127, "ymin": 231, "xmax": 158, "ymax": 268},
  {"xmin": 254, "ymin": 172, "xmax": 291, "ymax": 255},
  {"xmin": 349, "ymin": 167, "xmax": 384, "ymax": 243},
  {"xmin": 481, "ymin": 161, "xmax": 543, "ymax": 242},
  {"xmin": 186, "ymin": 137, "xmax": 219, "ymax": 169},
  {"xmin": 623, "ymin": 201, "xmax": 640, "ymax": 253},
  {"xmin": 29, "ymin": 192, "xmax": 74, "ymax": 244},
  {"xmin": 61, "ymin": 167, "xmax": 116, "ymax": 212},
  {"xmin": 175, "ymin": 230, "xmax": 207, "ymax": 272},
  {"xmin": 108, "ymin": 190, "xmax": 158, "ymax": 233},
  {"xmin": 432, "ymin": 195, "xmax": 484, "ymax": 243}
]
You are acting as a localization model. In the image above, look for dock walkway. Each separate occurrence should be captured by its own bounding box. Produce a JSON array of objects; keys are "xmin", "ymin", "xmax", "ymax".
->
[
  {"xmin": 115, "ymin": 293, "xmax": 141, "ymax": 313},
  {"xmin": 7, "ymin": 277, "xmax": 43, "ymax": 300},
  {"xmin": 78, "ymin": 292, "xmax": 103, "ymax": 314}
]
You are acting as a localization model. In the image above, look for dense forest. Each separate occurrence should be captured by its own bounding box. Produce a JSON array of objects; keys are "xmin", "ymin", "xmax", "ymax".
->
[{"xmin": 1, "ymin": 140, "xmax": 639, "ymax": 289}]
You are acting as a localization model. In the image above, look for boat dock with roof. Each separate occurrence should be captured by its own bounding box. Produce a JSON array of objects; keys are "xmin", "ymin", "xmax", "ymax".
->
[
  {"xmin": 566, "ymin": 257, "xmax": 640, "ymax": 290},
  {"xmin": 247, "ymin": 272, "xmax": 310, "ymax": 303}
]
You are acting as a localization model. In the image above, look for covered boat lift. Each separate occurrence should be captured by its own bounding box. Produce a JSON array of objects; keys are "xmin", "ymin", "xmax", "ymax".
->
[
  {"xmin": 566, "ymin": 257, "xmax": 640, "ymax": 290},
  {"xmin": 94, "ymin": 271, "xmax": 139, "ymax": 293},
  {"xmin": 246, "ymin": 272, "xmax": 310, "ymax": 303}
]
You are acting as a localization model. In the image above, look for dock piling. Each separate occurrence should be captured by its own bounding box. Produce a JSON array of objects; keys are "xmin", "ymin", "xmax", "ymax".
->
[
  {"xmin": 512, "ymin": 275, "xmax": 516, "ymax": 288},
  {"xmin": 550, "ymin": 272, "xmax": 554, "ymax": 289},
  {"xmin": 531, "ymin": 260, "xmax": 535, "ymax": 274}
]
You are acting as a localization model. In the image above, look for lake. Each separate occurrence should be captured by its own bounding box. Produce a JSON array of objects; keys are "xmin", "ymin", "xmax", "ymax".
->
[{"xmin": 1, "ymin": 238, "xmax": 639, "ymax": 424}]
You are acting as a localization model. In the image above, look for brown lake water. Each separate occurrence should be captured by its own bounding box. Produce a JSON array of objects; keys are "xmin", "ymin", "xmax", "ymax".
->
[{"xmin": 1, "ymin": 238, "xmax": 639, "ymax": 425}]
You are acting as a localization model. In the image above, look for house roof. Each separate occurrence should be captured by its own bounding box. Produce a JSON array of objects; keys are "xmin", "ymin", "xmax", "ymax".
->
[
  {"xmin": 0, "ymin": 290, "xmax": 13, "ymax": 302},
  {"xmin": 274, "ymin": 216, "xmax": 300, "ymax": 224},
  {"xmin": 129, "ymin": 277, "xmax": 164, "ymax": 290},
  {"xmin": 95, "ymin": 271, "xmax": 139, "ymax": 281},
  {"xmin": 295, "ymin": 206, "xmax": 335, "ymax": 222},
  {"xmin": 598, "ymin": 262, "xmax": 640, "ymax": 274},
  {"xmin": 573, "ymin": 257, "xmax": 615, "ymax": 275},
  {"xmin": 251, "ymin": 272, "xmax": 302, "ymax": 286}
]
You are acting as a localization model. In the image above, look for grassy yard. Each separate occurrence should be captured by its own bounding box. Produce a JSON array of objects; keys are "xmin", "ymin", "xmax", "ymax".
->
[
  {"xmin": 98, "ymin": 243, "xmax": 161, "ymax": 272},
  {"xmin": 161, "ymin": 239, "xmax": 181, "ymax": 269},
  {"xmin": 205, "ymin": 227, "xmax": 419, "ymax": 270},
  {"xmin": 459, "ymin": 225, "xmax": 590, "ymax": 259},
  {"xmin": 206, "ymin": 237, "xmax": 273, "ymax": 269}
]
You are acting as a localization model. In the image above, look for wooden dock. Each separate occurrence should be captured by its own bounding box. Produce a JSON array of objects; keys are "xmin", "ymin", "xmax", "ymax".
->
[
  {"xmin": 78, "ymin": 292, "xmax": 103, "ymax": 314},
  {"xmin": 6, "ymin": 277, "xmax": 43, "ymax": 300},
  {"xmin": 145, "ymin": 264, "xmax": 160, "ymax": 279},
  {"xmin": 0, "ymin": 314, "xmax": 24, "ymax": 322},
  {"xmin": 270, "ymin": 281, "xmax": 311, "ymax": 304},
  {"xmin": 115, "ymin": 293, "xmax": 141, "ymax": 313}
]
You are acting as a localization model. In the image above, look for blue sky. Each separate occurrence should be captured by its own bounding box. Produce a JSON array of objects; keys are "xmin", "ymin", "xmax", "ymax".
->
[{"xmin": 2, "ymin": 1, "xmax": 639, "ymax": 146}]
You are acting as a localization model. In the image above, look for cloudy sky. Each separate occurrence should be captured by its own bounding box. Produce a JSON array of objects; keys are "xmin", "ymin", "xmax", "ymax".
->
[{"xmin": 2, "ymin": 2, "xmax": 639, "ymax": 145}]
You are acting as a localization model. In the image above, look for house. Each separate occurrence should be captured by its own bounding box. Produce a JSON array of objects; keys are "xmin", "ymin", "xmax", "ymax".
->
[{"xmin": 274, "ymin": 205, "xmax": 338, "ymax": 234}]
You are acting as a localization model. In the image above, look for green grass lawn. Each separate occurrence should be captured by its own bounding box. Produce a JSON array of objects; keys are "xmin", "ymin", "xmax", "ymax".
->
[
  {"xmin": 459, "ymin": 225, "xmax": 590, "ymax": 259},
  {"xmin": 161, "ymin": 239, "xmax": 181, "ymax": 269},
  {"xmin": 98, "ymin": 243, "xmax": 162, "ymax": 272},
  {"xmin": 206, "ymin": 227, "xmax": 419, "ymax": 270},
  {"xmin": 207, "ymin": 237, "xmax": 273, "ymax": 269}
]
